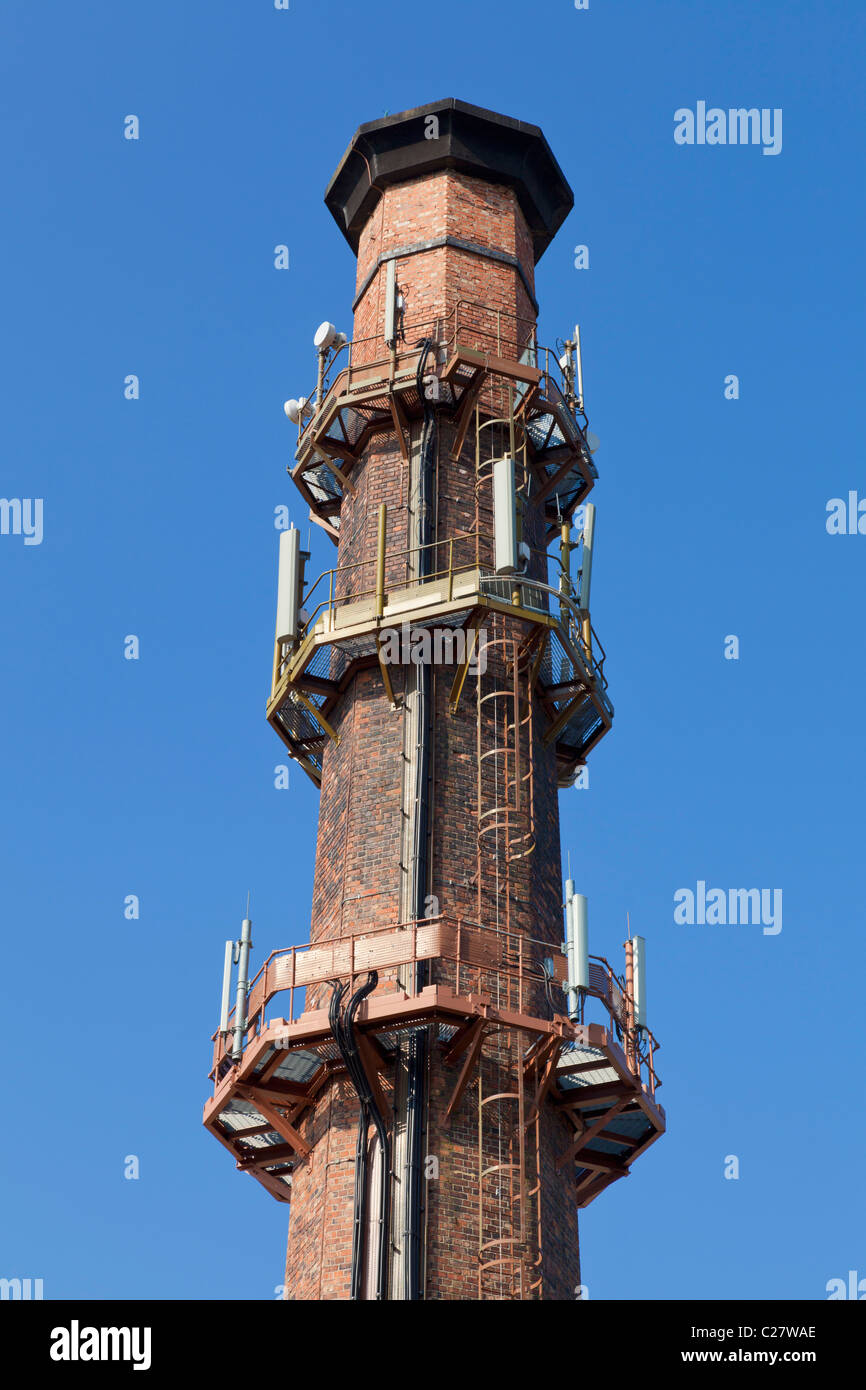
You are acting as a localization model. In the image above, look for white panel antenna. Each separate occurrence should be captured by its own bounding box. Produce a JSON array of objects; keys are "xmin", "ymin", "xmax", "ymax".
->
[
  {"xmin": 276, "ymin": 526, "xmax": 301, "ymax": 644},
  {"xmin": 493, "ymin": 456, "xmax": 518, "ymax": 575}
]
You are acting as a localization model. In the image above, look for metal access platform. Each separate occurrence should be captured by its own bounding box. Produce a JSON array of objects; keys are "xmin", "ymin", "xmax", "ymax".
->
[
  {"xmin": 266, "ymin": 541, "xmax": 613, "ymax": 788},
  {"xmin": 203, "ymin": 917, "xmax": 664, "ymax": 1208},
  {"xmin": 288, "ymin": 300, "xmax": 598, "ymax": 545}
]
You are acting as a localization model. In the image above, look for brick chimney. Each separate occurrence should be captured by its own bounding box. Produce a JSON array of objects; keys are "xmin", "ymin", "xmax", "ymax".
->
[
  {"xmin": 288, "ymin": 100, "xmax": 580, "ymax": 1300},
  {"xmin": 204, "ymin": 99, "xmax": 664, "ymax": 1304}
]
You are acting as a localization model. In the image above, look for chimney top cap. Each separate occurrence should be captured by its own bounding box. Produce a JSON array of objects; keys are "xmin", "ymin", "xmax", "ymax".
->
[{"xmin": 325, "ymin": 98, "xmax": 574, "ymax": 263}]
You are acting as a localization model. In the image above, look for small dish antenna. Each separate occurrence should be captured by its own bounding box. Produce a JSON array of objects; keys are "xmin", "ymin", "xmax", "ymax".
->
[
  {"xmin": 313, "ymin": 322, "xmax": 347, "ymax": 351},
  {"xmin": 284, "ymin": 397, "xmax": 314, "ymax": 425}
]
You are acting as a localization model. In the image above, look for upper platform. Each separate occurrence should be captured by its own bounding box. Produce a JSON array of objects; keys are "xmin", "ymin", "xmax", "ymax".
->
[{"xmin": 325, "ymin": 99, "xmax": 574, "ymax": 262}]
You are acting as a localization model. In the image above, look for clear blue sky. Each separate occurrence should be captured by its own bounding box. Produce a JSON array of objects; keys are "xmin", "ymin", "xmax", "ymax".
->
[{"xmin": 1, "ymin": 0, "xmax": 863, "ymax": 1300}]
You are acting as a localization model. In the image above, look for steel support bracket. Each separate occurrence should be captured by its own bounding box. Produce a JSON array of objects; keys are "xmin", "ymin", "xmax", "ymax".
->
[
  {"xmin": 448, "ymin": 615, "xmax": 483, "ymax": 714},
  {"xmin": 444, "ymin": 1018, "xmax": 487, "ymax": 1124},
  {"xmin": 375, "ymin": 634, "xmax": 400, "ymax": 709},
  {"xmin": 292, "ymin": 688, "xmax": 340, "ymax": 745}
]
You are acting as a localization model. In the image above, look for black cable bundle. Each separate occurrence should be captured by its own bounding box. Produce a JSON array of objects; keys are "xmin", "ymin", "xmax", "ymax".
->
[{"xmin": 328, "ymin": 972, "xmax": 391, "ymax": 1300}]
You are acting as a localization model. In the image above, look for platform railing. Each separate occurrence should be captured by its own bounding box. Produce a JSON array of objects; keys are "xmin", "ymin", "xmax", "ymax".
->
[
  {"xmin": 289, "ymin": 298, "xmax": 577, "ymax": 451},
  {"xmin": 297, "ymin": 528, "xmax": 482, "ymax": 636},
  {"xmin": 271, "ymin": 526, "xmax": 607, "ymax": 699},
  {"xmin": 210, "ymin": 915, "xmax": 660, "ymax": 1099}
]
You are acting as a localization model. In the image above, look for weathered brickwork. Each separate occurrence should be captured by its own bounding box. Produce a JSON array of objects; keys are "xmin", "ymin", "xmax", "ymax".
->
[
  {"xmin": 352, "ymin": 171, "xmax": 536, "ymax": 357},
  {"xmin": 283, "ymin": 152, "xmax": 581, "ymax": 1301}
]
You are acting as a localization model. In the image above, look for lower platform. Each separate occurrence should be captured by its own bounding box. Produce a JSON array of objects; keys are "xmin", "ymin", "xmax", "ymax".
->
[{"xmin": 204, "ymin": 965, "xmax": 664, "ymax": 1208}]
